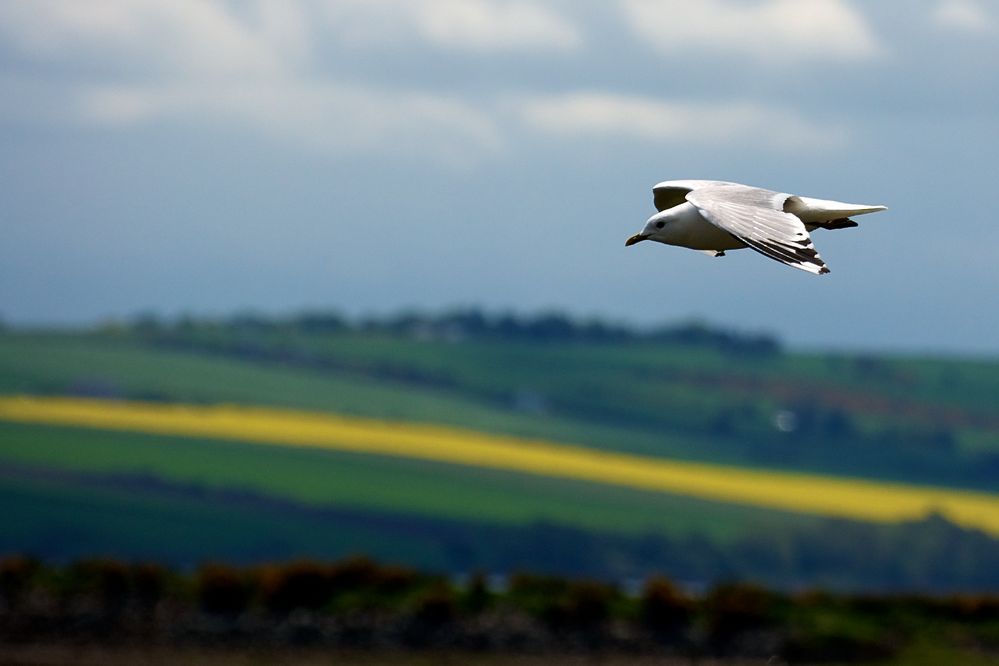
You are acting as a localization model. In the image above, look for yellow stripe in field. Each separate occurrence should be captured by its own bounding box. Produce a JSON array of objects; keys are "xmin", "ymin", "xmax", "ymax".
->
[{"xmin": 1, "ymin": 395, "xmax": 998, "ymax": 536}]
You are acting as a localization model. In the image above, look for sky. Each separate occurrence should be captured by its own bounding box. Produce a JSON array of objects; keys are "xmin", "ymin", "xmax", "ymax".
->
[{"xmin": 1, "ymin": 0, "xmax": 998, "ymax": 354}]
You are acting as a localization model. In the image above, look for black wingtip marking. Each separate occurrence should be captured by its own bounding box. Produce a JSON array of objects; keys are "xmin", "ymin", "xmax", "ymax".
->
[{"xmin": 748, "ymin": 238, "xmax": 829, "ymax": 274}]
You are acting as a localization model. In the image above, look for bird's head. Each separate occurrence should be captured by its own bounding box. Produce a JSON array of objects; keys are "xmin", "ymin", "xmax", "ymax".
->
[{"xmin": 625, "ymin": 209, "xmax": 671, "ymax": 246}]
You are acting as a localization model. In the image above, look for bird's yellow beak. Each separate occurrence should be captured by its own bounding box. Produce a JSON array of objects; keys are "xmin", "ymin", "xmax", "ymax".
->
[{"xmin": 625, "ymin": 233, "xmax": 648, "ymax": 247}]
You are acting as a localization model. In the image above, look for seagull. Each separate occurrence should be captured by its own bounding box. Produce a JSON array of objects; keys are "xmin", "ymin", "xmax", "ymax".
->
[{"xmin": 625, "ymin": 180, "xmax": 887, "ymax": 274}]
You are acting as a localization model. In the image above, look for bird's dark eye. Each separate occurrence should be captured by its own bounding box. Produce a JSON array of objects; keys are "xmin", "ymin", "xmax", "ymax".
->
[{"xmin": 655, "ymin": 220, "xmax": 665, "ymax": 229}]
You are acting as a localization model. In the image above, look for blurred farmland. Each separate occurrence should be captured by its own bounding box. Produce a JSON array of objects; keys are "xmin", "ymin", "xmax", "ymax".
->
[{"xmin": 2, "ymin": 310, "xmax": 998, "ymax": 590}]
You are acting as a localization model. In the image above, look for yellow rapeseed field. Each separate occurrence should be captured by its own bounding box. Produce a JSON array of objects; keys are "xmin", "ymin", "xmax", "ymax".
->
[{"xmin": 2, "ymin": 395, "xmax": 999, "ymax": 536}]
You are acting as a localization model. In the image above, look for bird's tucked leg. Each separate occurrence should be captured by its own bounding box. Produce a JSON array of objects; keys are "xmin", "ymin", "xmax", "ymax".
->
[{"xmin": 820, "ymin": 217, "xmax": 859, "ymax": 230}]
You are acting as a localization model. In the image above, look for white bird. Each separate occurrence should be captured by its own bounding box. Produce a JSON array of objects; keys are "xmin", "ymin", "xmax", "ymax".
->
[{"xmin": 625, "ymin": 180, "xmax": 887, "ymax": 275}]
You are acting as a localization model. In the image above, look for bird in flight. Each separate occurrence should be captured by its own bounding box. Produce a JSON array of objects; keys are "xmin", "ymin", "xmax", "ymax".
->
[{"xmin": 626, "ymin": 180, "xmax": 886, "ymax": 274}]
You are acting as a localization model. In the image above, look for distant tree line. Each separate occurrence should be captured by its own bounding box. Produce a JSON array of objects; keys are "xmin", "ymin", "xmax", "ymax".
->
[
  {"xmin": 4, "ymin": 554, "xmax": 999, "ymax": 661},
  {"xmin": 120, "ymin": 307, "xmax": 782, "ymax": 356}
]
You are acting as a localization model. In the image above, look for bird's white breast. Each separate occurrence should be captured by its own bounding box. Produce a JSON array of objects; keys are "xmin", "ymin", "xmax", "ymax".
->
[{"xmin": 652, "ymin": 202, "xmax": 747, "ymax": 251}]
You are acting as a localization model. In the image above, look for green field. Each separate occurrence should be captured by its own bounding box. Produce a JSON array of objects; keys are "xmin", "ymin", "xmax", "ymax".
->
[
  {"xmin": 0, "ymin": 420, "xmax": 808, "ymax": 538},
  {"xmin": 0, "ymin": 466, "xmax": 446, "ymax": 568},
  {"xmin": 0, "ymin": 333, "xmax": 698, "ymax": 458},
  {"xmin": 3, "ymin": 330, "xmax": 998, "ymax": 486},
  {"xmin": 2, "ymin": 324, "xmax": 999, "ymax": 587}
]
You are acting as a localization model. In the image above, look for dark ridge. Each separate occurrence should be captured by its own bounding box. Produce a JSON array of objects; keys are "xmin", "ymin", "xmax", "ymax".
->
[{"xmin": 99, "ymin": 308, "xmax": 784, "ymax": 356}]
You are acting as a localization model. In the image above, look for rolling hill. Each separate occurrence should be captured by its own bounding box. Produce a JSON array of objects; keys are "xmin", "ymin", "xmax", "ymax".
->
[{"xmin": 2, "ymin": 312, "xmax": 998, "ymax": 588}]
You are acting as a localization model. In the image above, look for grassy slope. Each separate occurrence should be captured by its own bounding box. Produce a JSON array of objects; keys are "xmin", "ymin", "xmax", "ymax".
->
[
  {"xmin": 0, "ymin": 421, "xmax": 811, "ymax": 539},
  {"xmin": 4, "ymin": 331, "xmax": 999, "ymax": 588},
  {"xmin": 301, "ymin": 332, "xmax": 999, "ymax": 415},
  {"xmin": 304, "ymin": 333, "xmax": 999, "ymax": 444},
  {"xmin": 2, "ymin": 330, "xmax": 997, "ymax": 493},
  {"xmin": 0, "ymin": 333, "xmax": 703, "ymax": 459},
  {"xmin": 2, "ymin": 331, "xmax": 998, "ymax": 487},
  {"xmin": 0, "ymin": 468, "xmax": 446, "ymax": 568}
]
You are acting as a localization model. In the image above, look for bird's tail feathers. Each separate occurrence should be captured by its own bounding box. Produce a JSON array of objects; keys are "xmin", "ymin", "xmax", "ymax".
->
[{"xmin": 785, "ymin": 196, "xmax": 887, "ymax": 223}]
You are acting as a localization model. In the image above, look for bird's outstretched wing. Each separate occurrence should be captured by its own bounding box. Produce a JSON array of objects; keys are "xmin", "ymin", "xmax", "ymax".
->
[
  {"xmin": 686, "ymin": 184, "xmax": 830, "ymax": 275},
  {"xmin": 652, "ymin": 179, "xmax": 732, "ymax": 212}
]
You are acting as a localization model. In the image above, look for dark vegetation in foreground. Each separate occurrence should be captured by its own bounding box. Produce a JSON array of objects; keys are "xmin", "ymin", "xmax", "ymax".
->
[{"xmin": 3, "ymin": 556, "xmax": 999, "ymax": 664}]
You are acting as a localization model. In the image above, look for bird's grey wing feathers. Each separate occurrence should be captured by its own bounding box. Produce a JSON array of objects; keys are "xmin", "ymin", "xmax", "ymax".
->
[
  {"xmin": 652, "ymin": 179, "xmax": 733, "ymax": 212},
  {"xmin": 686, "ymin": 185, "xmax": 830, "ymax": 275},
  {"xmin": 653, "ymin": 185, "xmax": 693, "ymax": 212}
]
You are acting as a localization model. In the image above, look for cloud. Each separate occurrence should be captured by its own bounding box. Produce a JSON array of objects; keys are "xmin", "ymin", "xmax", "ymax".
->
[
  {"xmin": 2, "ymin": 1, "xmax": 862, "ymax": 162},
  {"xmin": 0, "ymin": 0, "xmax": 289, "ymax": 77},
  {"xmin": 316, "ymin": 0, "xmax": 581, "ymax": 53},
  {"xmin": 932, "ymin": 0, "xmax": 995, "ymax": 33},
  {"xmin": 619, "ymin": 0, "xmax": 881, "ymax": 63},
  {"xmin": 413, "ymin": 0, "xmax": 581, "ymax": 52},
  {"xmin": 0, "ymin": 1, "xmax": 506, "ymax": 163},
  {"xmin": 77, "ymin": 80, "xmax": 503, "ymax": 164},
  {"xmin": 518, "ymin": 92, "xmax": 848, "ymax": 152}
]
